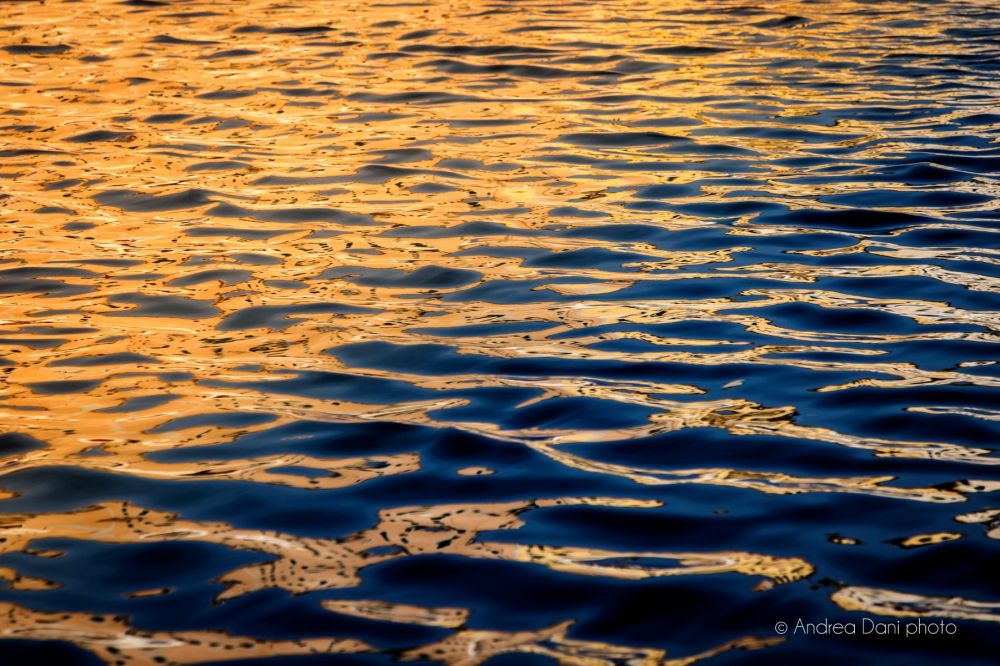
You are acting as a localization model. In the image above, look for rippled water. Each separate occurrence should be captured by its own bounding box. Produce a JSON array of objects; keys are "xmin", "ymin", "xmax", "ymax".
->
[{"xmin": 1, "ymin": 0, "xmax": 999, "ymax": 663}]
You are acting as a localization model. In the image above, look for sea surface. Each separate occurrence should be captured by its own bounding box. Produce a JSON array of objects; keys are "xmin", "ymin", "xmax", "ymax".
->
[{"xmin": 1, "ymin": 0, "xmax": 999, "ymax": 663}]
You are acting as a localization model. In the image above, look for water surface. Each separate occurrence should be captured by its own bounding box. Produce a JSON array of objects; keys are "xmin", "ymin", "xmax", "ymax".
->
[{"xmin": 1, "ymin": 0, "xmax": 999, "ymax": 663}]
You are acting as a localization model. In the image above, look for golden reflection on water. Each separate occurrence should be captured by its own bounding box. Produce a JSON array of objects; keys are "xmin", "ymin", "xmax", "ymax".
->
[
  {"xmin": 0, "ymin": 497, "xmax": 797, "ymax": 662},
  {"xmin": 0, "ymin": 497, "xmax": 812, "ymax": 600},
  {"xmin": 0, "ymin": 600, "xmax": 783, "ymax": 666},
  {"xmin": 831, "ymin": 586, "xmax": 1000, "ymax": 624},
  {"xmin": 1, "ymin": 0, "xmax": 999, "ymax": 661},
  {"xmin": 0, "ymin": 603, "xmax": 375, "ymax": 666}
]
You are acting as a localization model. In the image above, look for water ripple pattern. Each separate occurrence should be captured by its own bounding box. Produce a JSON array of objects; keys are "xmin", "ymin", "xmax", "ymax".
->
[{"xmin": 0, "ymin": 0, "xmax": 998, "ymax": 663}]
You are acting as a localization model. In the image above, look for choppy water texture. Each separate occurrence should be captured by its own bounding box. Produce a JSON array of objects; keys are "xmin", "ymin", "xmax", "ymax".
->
[{"xmin": 1, "ymin": 0, "xmax": 999, "ymax": 663}]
